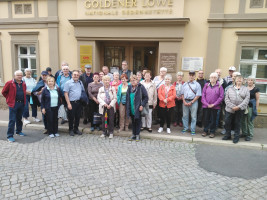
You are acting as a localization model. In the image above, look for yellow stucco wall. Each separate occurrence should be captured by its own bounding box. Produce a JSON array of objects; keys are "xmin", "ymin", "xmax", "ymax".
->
[
  {"xmin": 0, "ymin": 2, "xmax": 9, "ymax": 18},
  {"xmin": 224, "ymin": 0, "xmax": 239, "ymax": 14},
  {"xmin": 38, "ymin": 0, "xmax": 48, "ymax": 17},
  {"xmin": 58, "ymin": 0, "xmax": 77, "ymax": 70}
]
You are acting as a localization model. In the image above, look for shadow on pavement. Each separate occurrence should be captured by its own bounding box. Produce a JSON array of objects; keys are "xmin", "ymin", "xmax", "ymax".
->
[{"xmin": 196, "ymin": 144, "xmax": 267, "ymax": 179}]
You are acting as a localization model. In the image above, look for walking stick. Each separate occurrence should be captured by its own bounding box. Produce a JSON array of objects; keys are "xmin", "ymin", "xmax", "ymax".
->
[{"xmin": 104, "ymin": 107, "xmax": 108, "ymax": 137}]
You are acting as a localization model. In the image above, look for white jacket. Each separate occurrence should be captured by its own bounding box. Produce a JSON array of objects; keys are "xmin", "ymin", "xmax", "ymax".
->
[{"xmin": 97, "ymin": 86, "xmax": 117, "ymax": 114}]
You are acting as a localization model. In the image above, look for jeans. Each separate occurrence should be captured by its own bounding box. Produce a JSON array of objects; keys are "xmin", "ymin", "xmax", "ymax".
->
[
  {"xmin": 131, "ymin": 115, "xmax": 142, "ymax": 136},
  {"xmin": 203, "ymin": 108, "xmax": 218, "ymax": 134},
  {"xmin": 159, "ymin": 107, "xmax": 174, "ymax": 128},
  {"xmin": 46, "ymin": 107, "xmax": 59, "ymax": 135},
  {"xmin": 182, "ymin": 100, "xmax": 198, "ymax": 132},
  {"xmin": 225, "ymin": 110, "xmax": 244, "ymax": 138},
  {"xmin": 67, "ymin": 101, "xmax": 82, "ymax": 131},
  {"xmin": 174, "ymin": 99, "xmax": 183, "ymax": 124},
  {"xmin": 7, "ymin": 102, "xmax": 24, "ymax": 138},
  {"xmin": 23, "ymin": 95, "xmax": 37, "ymax": 118},
  {"xmin": 197, "ymin": 98, "xmax": 203, "ymax": 125}
]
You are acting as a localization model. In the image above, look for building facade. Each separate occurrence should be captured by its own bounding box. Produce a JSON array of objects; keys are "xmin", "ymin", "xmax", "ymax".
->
[{"xmin": 0, "ymin": 0, "xmax": 267, "ymax": 114}]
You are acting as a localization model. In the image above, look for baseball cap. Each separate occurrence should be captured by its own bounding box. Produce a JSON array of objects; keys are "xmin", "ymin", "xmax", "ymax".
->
[
  {"xmin": 229, "ymin": 66, "xmax": 236, "ymax": 71},
  {"xmin": 41, "ymin": 71, "xmax": 48, "ymax": 75},
  {"xmin": 189, "ymin": 70, "xmax": 195, "ymax": 75},
  {"xmin": 85, "ymin": 64, "xmax": 92, "ymax": 69}
]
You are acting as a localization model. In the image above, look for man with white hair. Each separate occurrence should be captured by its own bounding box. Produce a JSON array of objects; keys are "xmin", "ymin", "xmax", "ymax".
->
[{"xmin": 2, "ymin": 70, "xmax": 27, "ymax": 142}]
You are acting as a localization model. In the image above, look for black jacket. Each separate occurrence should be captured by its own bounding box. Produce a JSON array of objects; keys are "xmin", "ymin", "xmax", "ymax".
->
[{"xmin": 41, "ymin": 87, "xmax": 61, "ymax": 110}]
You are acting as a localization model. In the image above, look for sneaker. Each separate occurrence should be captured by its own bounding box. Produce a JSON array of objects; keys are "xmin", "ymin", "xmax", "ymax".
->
[
  {"xmin": 23, "ymin": 119, "xmax": 31, "ymax": 125},
  {"xmin": 55, "ymin": 133, "xmax": 60, "ymax": 137},
  {"xmin": 33, "ymin": 117, "xmax": 41, "ymax": 122},
  {"xmin": 91, "ymin": 127, "xmax": 95, "ymax": 132},
  {"xmin": 16, "ymin": 132, "xmax": 25, "ymax": 136},
  {"xmin": 221, "ymin": 129, "xmax": 226, "ymax": 135},
  {"xmin": 167, "ymin": 128, "xmax": 171, "ymax": 134},
  {"xmin": 233, "ymin": 137, "xmax": 239, "ymax": 144},
  {"xmin": 97, "ymin": 126, "xmax": 101, "ymax": 131},
  {"xmin": 222, "ymin": 136, "xmax": 231, "ymax": 140},
  {"xmin": 136, "ymin": 135, "xmax": 140, "ymax": 142},
  {"xmin": 69, "ymin": 130, "xmax": 74, "ymax": 136},
  {"xmin": 109, "ymin": 134, "xmax": 113, "ymax": 139},
  {"xmin": 245, "ymin": 136, "xmax": 251, "ymax": 141},
  {"xmin": 74, "ymin": 130, "xmax": 82, "ymax": 135},
  {"xmin": 158, "ymin": 127, "xmax": 163, "ymax": 133},
  {"xmin": 231, "ymin": 130, "xmax": 235, "ymax": 135},
  {"xmin": 100, "ymin": 134, "xmax": 105, "ymax": 138},
  {"xmin": 61, "ymin": 119, "xmax": 67, "ymax": 124},
  {"xmin": 181, "ymin": 128, "xmax": 187, "ymax": 134},
  {"xmin": 7, "ymin": 137, "xmax": 15, "ymax": 142},
  {"xmin": 49, "ymin": 134, "xmax": 55, "ymax": 138},
  {"xmin": 191, "ymin": 131, "xmax": 196, "ymax": 136},
  {"xmin": 128, "ymin": 135, "xmax": 136, "ymax": 141}
]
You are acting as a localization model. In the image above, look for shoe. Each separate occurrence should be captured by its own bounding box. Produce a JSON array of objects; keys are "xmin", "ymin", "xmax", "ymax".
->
[
  {"xmin": 221, "ymin": 129, "xmax": 226, "ymax": 135},
  {"xmin": 109, "ymin": 134, "xmax": 113, "ymax": 139},
  {"xmin": 43, "ymin": 129, "xmax": 48, "ymax": 134},
  {"xmin": 16, "ymin": 132, "xmax": 25, "ymax": 136},
  {"xmin": 173, "ymin": 122, "xmax": 177, "ymax": 127},
  {"xmin": 100, "ymin": 134, "xmax": 105, "ymax": 138},
  {"xmin": 33, "ymin": 117, "xmax": 41, "ymax": 122},
  {"xmin": 55, "ymin": 133, "xmax": 60, "ymax": 137},
  {"xmin": 23, "ymin": 119, "xmax": 31, "ymax": 125},
  {"xmin": 202, "ymin": 132, "xmax": 207, "ymax": 137},
  {"xmin": 222, "ymin": 136, "xmax": 231, "ymax": 140},
  {"xmin": 7, "ymin": 137, "xmax": 15, "ymax": 143},
  {"xmin": 158, "ymin": 127, "xmax": 163, "ymax": 133},
  {"xmin": 61, "ymin": 119, "xmax": 67, "ymax": 124},
  {"xmin": 74, "ymin": 130, "xmax": 82, "ymax": 135},
  {"xmin": 245, "ymin": 136, "xmax": 251, "ymax": 141},
  {"xmin": 209, "ymin": 134, "xmax": 215, "ymax": 138},
  {"xmin": 191, "ymin": 131, "xmax": 196, "ymax": 136},
  {"xmin": 178, "ymin": 122, "xmax": 183, "ymax": 127},
  {"xmin": 136, "ymin": 135, "xmax": 140, "ymax": 142},
  {"xmin": 233, "ymin": 137, "xmax": 239, "ymax": 144},
  {"xmin": 97, "ymin": 126, "xmax": 101, "ymax": 131},
  {"xmin": 181, "ymin": 128, "xmax": 187, "ymax": 134},
  {"xmin": 148, "ymin": 128, "xmax": 152, "ymax": 133},
  {"xmin": 167, "ymin": 128, "xmax": 171, "ymax": 134},
  {"xmin": 69, "ymin": 130, "xmax": 74, "ymax": 136},
  {"xmin": 83, "ymin": 119, "xmax": 88, "ymax": 125},
  {"xmin": 91, "ymin": 127, "xmax": 95, "ymax": 132},
  {"xmin": 231, "ymin": 130, "xmax": 235, "ymax": 135},
  {"xmin": 49, "ymin": 134, "xmax": 55, "ymax": 138},
  {"xmin": 128, "ymin": 135, "xmax": 136, "ymax": 141},
  {"xmin": 140, "ymin": 127, "xmax": 144, "ymax": 131}
]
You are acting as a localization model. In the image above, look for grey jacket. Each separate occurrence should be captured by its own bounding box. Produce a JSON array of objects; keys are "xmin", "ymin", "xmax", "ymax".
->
[{"xmin": 225, "ymin": 85, "xmax": 250, "ymax": 113}]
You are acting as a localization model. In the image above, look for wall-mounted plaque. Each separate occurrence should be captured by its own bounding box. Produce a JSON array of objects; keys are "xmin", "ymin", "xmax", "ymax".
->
[
  {"xmin": 160, "ymin": 53, "xmax": 177, "ymax": 73},
  {"xmin": 182, "ymin": 57, "xmax": 203, "ymax": 71}
]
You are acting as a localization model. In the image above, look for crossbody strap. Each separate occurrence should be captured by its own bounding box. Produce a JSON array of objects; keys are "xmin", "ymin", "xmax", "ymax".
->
[{"xmin": 187, "ymin": 82, "xmax": 196, "ymax": 95}]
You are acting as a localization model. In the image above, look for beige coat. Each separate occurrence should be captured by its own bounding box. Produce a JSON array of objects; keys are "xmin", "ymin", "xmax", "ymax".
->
[
  {"xmin": 140, "ymin": 80, "xmax": 157, "ymax": 107},
  {"xmin": 97, "ymin": 86, "xmax": 117, "ymax": 115}
]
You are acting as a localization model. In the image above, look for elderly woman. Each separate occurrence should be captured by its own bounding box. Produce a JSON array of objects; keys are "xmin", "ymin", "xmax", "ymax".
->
[
  {"xmin": 110, "ymin": 71, "xmax": 122, "ymax": 128},
  {"xmin": 158, "ymin": 74, "xmax": 176, "ymax": 134},
  {"xmin": 41, "ymin": 77, "xmax": 61, "ymax": 138},
  {"xmin": 241, "ymin": 76, "xmax": 260, "ymax": 141},
  {"xmin": 117, "ymin": 74, "xmax": 129, "ymax": 132},
  {"xmin": 126, "ymin": 75, "xmax": 148, "ymax": 141},
  {"xmin": 223, "ymin": 75, "xmax": 250, "ymax": 143},
  {"xmin": 97, "ymin": 75, "xmax": 117, "ymax": 139},
  {"xmin": 22, "ymin": 68, "xmax": 40, "ymax": 124},
  {"xmin": 136, "ymin": 71, "xmax": 143, "ymax": 83},
  {"xmin": 201, "ymin": 73, "xmax": 224, "ymax": 138},
  {"xmin": 88, "ymin": 73, "xmax": 103, "ymax": 131},
  {"xmin": 173, "ymin": 71, "xmax": 184, "ymax": 127},
  {"xmin": 140, "ymin": 70, "xmax": 157, "ymax": 132}
]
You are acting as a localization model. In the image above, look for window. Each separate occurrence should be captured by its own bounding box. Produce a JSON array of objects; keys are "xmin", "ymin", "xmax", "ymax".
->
[
  {"xmin": 240, "ymin": 47, "xmax": 267, "ymax": 94},
  {"xmin": 14, "ymin": 3, "xmax": 32, "ymax": 14},
  {"xmin": 18, "ymin": 45, "xmax": 37, "ymax": 79}
]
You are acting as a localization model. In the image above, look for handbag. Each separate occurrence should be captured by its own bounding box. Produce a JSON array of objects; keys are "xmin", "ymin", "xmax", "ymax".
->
[
  {"xmin": 79, "ymin": 81, "xmax": 89, "ymax": 106},
  {"xmin": 93, "ymin": 112, "xmax": 102, "ymax": 125},
  {"xmin": 140, "ymin": 86, "xmax": 149, "ymax": 117}
]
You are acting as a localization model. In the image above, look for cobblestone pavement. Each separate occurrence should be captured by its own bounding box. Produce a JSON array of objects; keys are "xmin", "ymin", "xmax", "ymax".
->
[{"xmin": 0, "ymin": 133, "xmax": 266, "ymax": 200}]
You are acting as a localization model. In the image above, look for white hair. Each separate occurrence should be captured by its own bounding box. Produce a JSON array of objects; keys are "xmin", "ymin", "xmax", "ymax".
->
[
  {"xmin": 210, "ymin": 72, "xmax": 218, "ymax": 78},
  {"xmin": 233, "ymin": 71, "xmax": 241, "ymax": 76},
  {"xmin": 14, "ymin": 70, "xmax": 23, "ymax": 76},
  {"xmin": 176, "ymin": 71, "xmax": 184, "ymax": 77},
  {"xmin": 113, "ymin": 71, "xmax": 119, "ymax": 76},
  {"xmin": 160, "ymin": 67, "xmax": 167, "ymax": 72},
  {"xmin": 61, "ymin": 61, "xmax": 68, "ymax": 67},
  {"xmin": 62, "ymin": 65, "xmax": 69, "ymax": 70},
  {"xmin": 247, "ymin": 76, "xmax": 256, "ymax": 84},
  {"xmin": 165, "ymin": 74, "xmax": 172, "ymax": 81},
  {"xmin": 24, "ymin": 68, "xmax": 32, "ymax": 73}
]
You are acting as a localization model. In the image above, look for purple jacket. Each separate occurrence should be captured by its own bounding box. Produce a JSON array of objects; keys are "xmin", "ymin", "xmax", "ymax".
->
[{"xmin": 201, "ymin": 82, "xmax": 224, "ymax": 110}]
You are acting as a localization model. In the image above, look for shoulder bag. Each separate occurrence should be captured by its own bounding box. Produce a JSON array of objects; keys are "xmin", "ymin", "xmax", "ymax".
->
[{"xmin": 79, "ymin": 81, "xmax": 89, "ymax": 106}]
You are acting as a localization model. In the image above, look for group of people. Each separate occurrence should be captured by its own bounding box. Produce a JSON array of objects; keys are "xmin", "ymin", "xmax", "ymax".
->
[{"xmin": 2, "ymin": 61, "xmax": 259, "ymax": 144}]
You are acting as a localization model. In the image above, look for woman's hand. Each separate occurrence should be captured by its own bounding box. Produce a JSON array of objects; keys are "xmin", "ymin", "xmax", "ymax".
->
[
  {"xmin": 163, "ymin": 99, "xmax": 167, "ymax": 104},
  {"xmin": 139, "ymin": 106, "xmax": 143, "ymax": 111},
  {"xmin": 232, "ymin": 106, "xmax": 240, "ymax": 111},
  {"xmin": 42, "ymin": 108, "xmax": 46, "ymax": 115},
  {"xmin": 208, "ymin": 104, "xmax": 214, "ymax": 108}
]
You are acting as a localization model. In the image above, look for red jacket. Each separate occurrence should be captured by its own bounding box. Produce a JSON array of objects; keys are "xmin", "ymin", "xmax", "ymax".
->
[
  {"xmin": 2, "ymin": 79, "xmax": 26, "ymax": 108},
  {"xmin": 158, "ymin": 84, "xmax": 176, "ymax": 108}
]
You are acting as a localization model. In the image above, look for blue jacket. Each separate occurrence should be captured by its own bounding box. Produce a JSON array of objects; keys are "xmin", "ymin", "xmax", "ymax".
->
[
  {"xmin": 56, "ymin": 72, "xmax": 72, "ymax": 96},
  {"xmin": 126, "ymin": 83, "xmax": 148, "ymax": 119},
  {"xmin": 41, "ymin": 87, "xmax": 61, "ymax": 110},
  {"xmin": 31, "ymin": 80, "xmax": 46, "ymax": 107},
  {"xmin": 117, "ymin": 83, "xmax": 130, "ymax": 105}
]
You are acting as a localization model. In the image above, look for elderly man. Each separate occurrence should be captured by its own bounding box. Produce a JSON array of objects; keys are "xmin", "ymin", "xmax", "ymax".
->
[
  {"xmin": 181, "ymin": 70, "xmax": 202, "ymax": 135},
  {"xmin": 119, "ymin": 60, "xmax": 132, "ymax": 81},
  {"xmin": 2, "ymin": 70, "xmax": 27, "ymax": 142},
  {"xmin": 64, "ymin": 70, "xmax": 85, "ymax": 136},
  {"xmin": 224, "ymin": 66, "xmax": 236, "ymax": 87},
  {"xmin": 102, "ymin": 66, "xmax": 113, "ymax": 82},
  {"xmin": 54, "ymin": 61, "xmax": 70, "ymax": 81},
  {"xmin": 80, "ymin": 64, "xmax": 93, "ymax": 124}
]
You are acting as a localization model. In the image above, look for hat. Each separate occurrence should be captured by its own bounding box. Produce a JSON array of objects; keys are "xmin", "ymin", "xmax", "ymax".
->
[
  {"xmin": 229, "ymin": 66, "xmax": 236, "ymax": 71},
  {"xmin": 41, "ymin": 71, "xmax": 48, "ymax": 75},
  {"xmin": 46, "ymin": 67, "xmax": 52, "ymax": 72},
  {"xmin": 85, "ymin": 64, "xmax": 92, "ymax": 69},
  {"xmin": 189, "ymin": 70, "xmax": 195, "ymax": 75}
]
